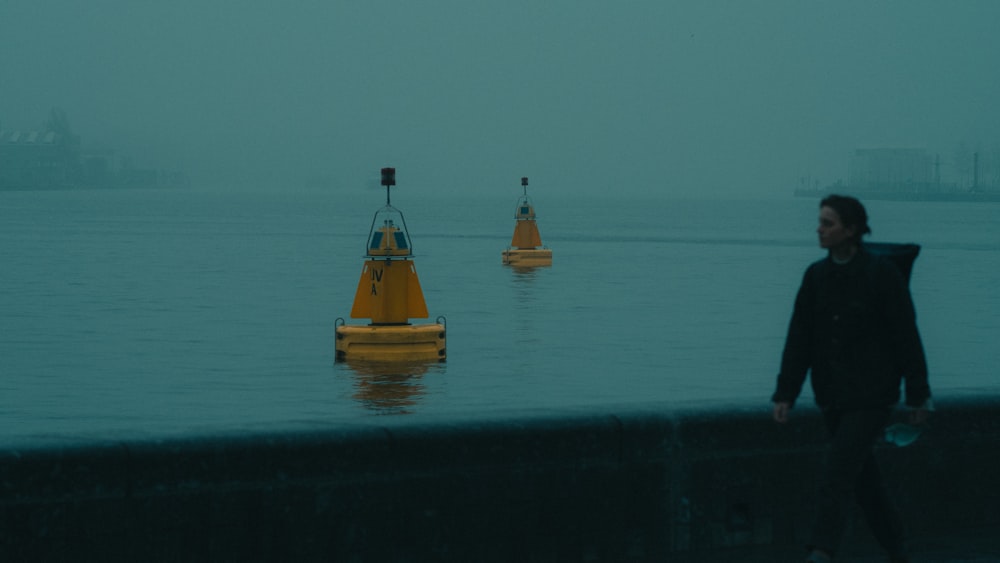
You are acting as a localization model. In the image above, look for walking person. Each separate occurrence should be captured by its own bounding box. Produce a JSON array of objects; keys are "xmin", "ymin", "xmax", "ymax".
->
[{"xmin": 771, "ymin": 195, "xmax": 933, "ymax": 563}]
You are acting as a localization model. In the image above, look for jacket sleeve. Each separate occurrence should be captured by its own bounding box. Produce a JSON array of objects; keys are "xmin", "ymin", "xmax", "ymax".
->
[
  {"xmin": 772, "ymin": 266, "xmax": 815, "ymax": 407},
  {"xmin": 878, "ymin": 260, "xmax": 932, "ymax": 406}
]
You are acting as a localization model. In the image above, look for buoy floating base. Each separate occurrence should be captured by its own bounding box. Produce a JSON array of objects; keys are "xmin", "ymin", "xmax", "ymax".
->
[
  {"xmin": 502, "ymin": 248, "xmax": 553, "ymax": 267},
  {"xmin": 335, "ymin": 318, "xmax": 446, "ymax": 362}
]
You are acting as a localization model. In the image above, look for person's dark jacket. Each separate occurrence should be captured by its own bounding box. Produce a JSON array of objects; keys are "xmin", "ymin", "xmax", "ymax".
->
[{"xmin": 772, "ymin": 247, "xmax": 931, "ymax": 411}]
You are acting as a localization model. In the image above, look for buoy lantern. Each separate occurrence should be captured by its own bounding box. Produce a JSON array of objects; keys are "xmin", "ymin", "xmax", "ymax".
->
[
  {"xmin": 335, "ymin": 168, "xmax": 446, "ymax": 362},
  {"xmin": 501, "ymin": 176, "xmax": 552, "ymax": 267}
]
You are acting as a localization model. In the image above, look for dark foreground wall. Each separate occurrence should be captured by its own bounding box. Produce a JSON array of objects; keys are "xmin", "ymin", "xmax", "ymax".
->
[{"xmin": 2, "ymin": 397, "xmax": 999, "ymax": 562}]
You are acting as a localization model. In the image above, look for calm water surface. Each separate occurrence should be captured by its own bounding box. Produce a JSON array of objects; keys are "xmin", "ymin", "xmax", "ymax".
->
[{"xmin": 2, "ymin": 188, "xmax": 998, "ymax": 440}]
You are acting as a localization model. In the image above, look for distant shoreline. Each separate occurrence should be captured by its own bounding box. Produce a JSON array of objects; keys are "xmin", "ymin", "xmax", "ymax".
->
[{"xmin": 793, "ymin": 188, "xmax": 1000, "ymax": 203}]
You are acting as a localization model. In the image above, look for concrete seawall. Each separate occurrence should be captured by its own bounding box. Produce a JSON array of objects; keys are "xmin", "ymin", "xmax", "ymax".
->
[{"xmin": 2, "ymin": 397, "xmax": 999, "ymax": 562}]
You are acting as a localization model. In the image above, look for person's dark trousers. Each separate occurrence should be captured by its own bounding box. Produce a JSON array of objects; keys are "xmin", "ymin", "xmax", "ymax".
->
[{"xmin": 809, "ymin": 407, "xmax": 907, "ymax": 559}]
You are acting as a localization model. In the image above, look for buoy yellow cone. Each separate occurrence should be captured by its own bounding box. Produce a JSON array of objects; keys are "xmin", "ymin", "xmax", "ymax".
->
[
  {"xmin": 335, "ymin": 167, "xmax": 446, "ymax": 362},
  {"xmin": 502, "ymin": 176, "xmax": 552, "ymax": 267}
]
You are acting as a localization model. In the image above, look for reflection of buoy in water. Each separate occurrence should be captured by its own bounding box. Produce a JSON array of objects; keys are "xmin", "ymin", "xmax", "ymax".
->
[
  {"xmin": 344, "ymin": 360, "xmax": 432, "ymax": 414},
  {"xmin": 501, "ymin": 176, "xmax": 552, "ymax": 267},
  {"xmin": 335, "ymin": 167, "xmax": 446, "ymax": 362}
]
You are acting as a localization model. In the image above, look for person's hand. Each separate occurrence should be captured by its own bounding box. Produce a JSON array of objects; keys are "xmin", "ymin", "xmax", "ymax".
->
[
  {"xmin": 773, "ymin": 402, "xmax": 791, "ymax": 424},
  {"xmin": 908, "ymin": 398, "xmax": 934, "ymax": 425},
  {"xmin": 909, "ymin": 407, "xmax": 931, "ymax": 425}
]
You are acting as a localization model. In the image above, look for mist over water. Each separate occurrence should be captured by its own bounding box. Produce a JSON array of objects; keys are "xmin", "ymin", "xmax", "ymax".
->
[
  {"xmin": 2, "ymin": 187, "xmax": 997, "ymax": 440},
  {"xmin": 3, "ymin": 2, "xmax": 1000, "ymax": 197}
]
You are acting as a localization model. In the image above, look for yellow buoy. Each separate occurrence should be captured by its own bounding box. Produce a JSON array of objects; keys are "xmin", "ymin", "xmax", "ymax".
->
[
  {"xmin": 335, "ymin": 167, "xmax": 446, "ymax": 362},
  {"xmin": 502, "ymin": 176, "xmax": 552, "ymax": 267}
]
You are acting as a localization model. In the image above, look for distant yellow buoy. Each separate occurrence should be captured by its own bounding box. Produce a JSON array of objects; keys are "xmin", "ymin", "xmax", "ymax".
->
[
  {"xmin": 502, "ymin": 176, "xmax": 552, "ymax": 267},
  {"xmin": 335, "ymin": 167, "xmax": 446, "ymax": 362}
]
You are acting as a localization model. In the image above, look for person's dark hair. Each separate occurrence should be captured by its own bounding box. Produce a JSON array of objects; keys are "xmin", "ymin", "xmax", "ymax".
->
[{"xmin": 820, "ymin": 194, "xmax": 871, "ymax": 243}]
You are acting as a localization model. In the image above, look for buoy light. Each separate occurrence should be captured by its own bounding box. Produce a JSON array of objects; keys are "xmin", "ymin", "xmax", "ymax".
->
[{"xmin": 381, "ymin": 167, "xmax": 396, "ymax": 186}]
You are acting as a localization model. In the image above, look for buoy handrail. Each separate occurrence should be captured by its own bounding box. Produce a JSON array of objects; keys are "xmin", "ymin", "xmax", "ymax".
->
[
  {"xmin": 512, "ymin": 196, "xmax": 537, "ymax": 220},
  {"xmin": 365, "ymin": 204, "xmax": 414, "ymax": 258}
]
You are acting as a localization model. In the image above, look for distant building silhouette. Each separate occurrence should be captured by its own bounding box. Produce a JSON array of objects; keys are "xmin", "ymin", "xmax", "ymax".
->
[
  {"xmin": 0, "ymin": 127, "xmax": 79, "ymax": 189},
  {"xmin": 1, "ymin": 112, "xmax": 188, "ymax": 190}
]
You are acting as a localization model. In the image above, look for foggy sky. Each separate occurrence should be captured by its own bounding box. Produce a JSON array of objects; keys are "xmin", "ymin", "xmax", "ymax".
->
[{"xmin": 2, "ymin": 1, "xmax": 999, "ymax": 196}]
